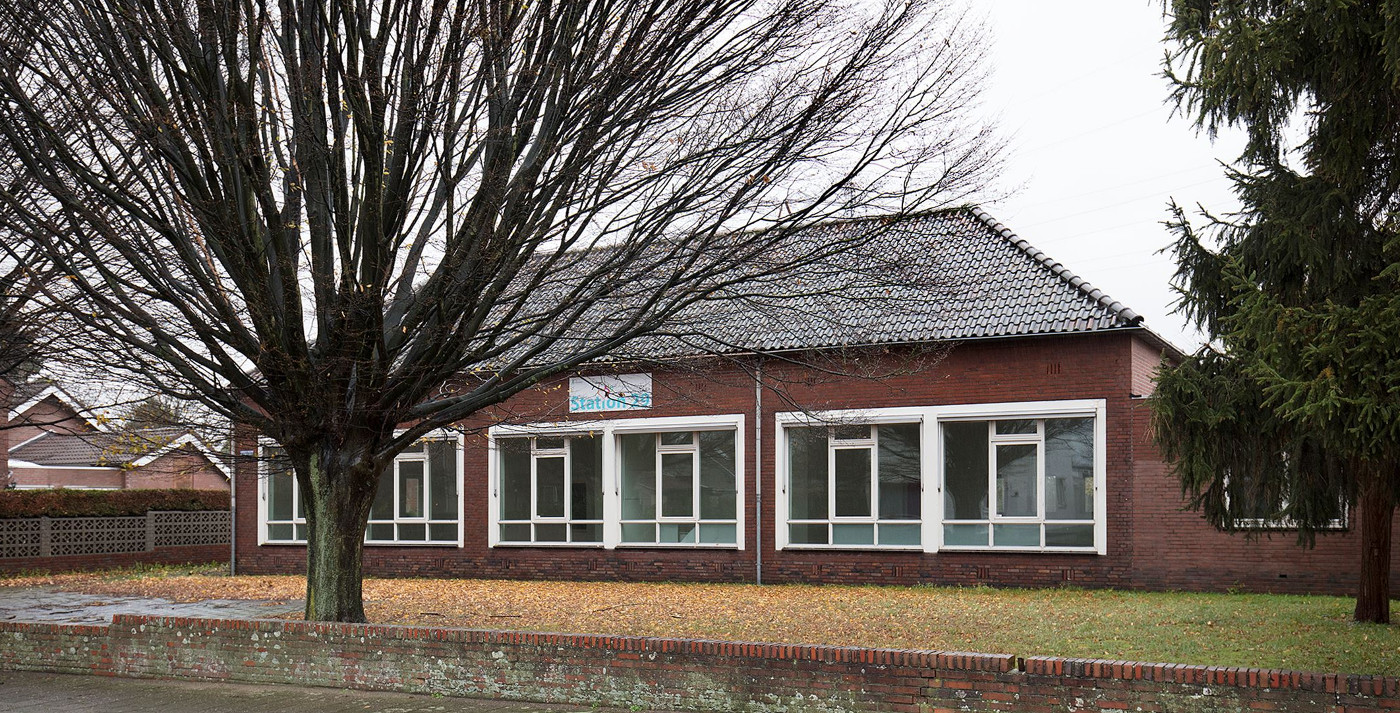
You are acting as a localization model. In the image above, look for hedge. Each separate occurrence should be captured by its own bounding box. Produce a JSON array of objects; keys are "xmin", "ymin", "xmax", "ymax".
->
[{"xmin": 0, "ymin": 489, "xmax": 229, "ymax": 518}]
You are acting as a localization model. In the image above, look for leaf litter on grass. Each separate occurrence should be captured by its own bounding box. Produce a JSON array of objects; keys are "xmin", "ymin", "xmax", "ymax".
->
[{"xmin": 2, "ymin": 569, "xmax": 1395, "ymax": 675}]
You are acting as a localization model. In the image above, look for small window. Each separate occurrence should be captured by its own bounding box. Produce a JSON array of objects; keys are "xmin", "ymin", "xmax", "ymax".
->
[
  {"xmin": 263, "ymin": 447, "xmax": 306, "ymax": 542},
  {"xmin": 941, "ymin": 417, "xmax": 1096, "ymax": 550},
  {"xmin": 619, "ymin": 430, "xmax": 738, "ymax": 546},
  {"xmin": 497, "ymin": 435, "xmax": 604, "ymax": 544},
  {"xmin": 786, "ymin": 423, "xmax": 922, "ymax": 548}
]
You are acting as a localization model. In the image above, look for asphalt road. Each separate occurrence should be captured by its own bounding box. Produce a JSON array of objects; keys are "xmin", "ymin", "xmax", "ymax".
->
[{"xmin": 0, "ymin": 671, "xmax": 634, "ymax": 713}]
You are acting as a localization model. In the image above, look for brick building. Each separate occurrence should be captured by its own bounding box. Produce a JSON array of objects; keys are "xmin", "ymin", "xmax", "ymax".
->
[
  {"xmin": 4, "ymin": 381, "xmax": 229, "ymax": 491},
  {"xmin": 232, "ymin": 208, "xmax": 1400, "ymax": 595}
]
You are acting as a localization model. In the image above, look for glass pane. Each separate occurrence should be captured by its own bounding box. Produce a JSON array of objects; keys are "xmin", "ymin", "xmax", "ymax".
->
[
  {"xmin": 833, "ymin": 424, "xmax": 871, "ymax": 440},
  {"xmin": 995, "ymin": 419, "xmax": 1037, "ymax": 435},
  {"xmin": 499, "ymin": 438, "xmax": 532, "ymax": 520},
  {"xmin": 428, "ymin": 523, "xmax": 457, "ymax": 541},
  {"xmin": 621, "ymin": 522, "xmax": 656, "ymax": 543},
  {"xmin": 570, "ymin": 523, "xmax": 602, "ymax": 543},
  {"xmin": 500, "ymin": 523, "xmax": 531, "ymax": 542},
  {"xmin": 699, "ymin": 523, "xmax": 737, "ymax": 544},
  {"xmin": 993, "ymin": 523, "xmax": 1040, "ymax": 547},
  {"xmin": 535, "ymin": 456, "xmax": 566, "ymax": 518},
  {"xmin": 535, "ymin": 436, "xmax": 565, "ymax": 450},
  {"xmin": 267, "ymin": 464, "xmax": 294, "ymax": 521},
  {"xmin": 398, "ymin": 461, "xmax": 425, "ymax": 518},
  {"xmin": 879, "ymin": 523, "xmax": 921, "ymax": 546},
  {"xmin": 619, "ymin": 433, "xmax": 656, "ymax": 520},
  {"xmin": 367, "ymin": 523, "xmax": 395, "ymax": 541},
  {"xmin": 699, "ymin": 431, "xmax": 737, "ymax": 519},
  {"xmin": 789, "ymin": 523, "xmax": 829, "ymax": 545},
  {"xmin": 371, "ymin": 468, "xmax": 394, "ymax": 520},
  {"xmin": 267, "ymin": 523, "xmax": 294, "ymax": 541},
  {"xmin": 943, "ymin": 523, "xmax": 988, "ymax": 546},
  {"xmin": 397, "ymin": 523, "xmax": 427, "ymax": 541},
  {"xmin": 832, "ymin": 523, "xmax": 875, "ymax": 545},
  {"xmin": 942, "ymin": 422, "xmax": 988, "ymax": 519},
  {"xmin": 1045, "ymin": 523, "xmax": 1094, "ymax": 547},
  {"xmin": 428, "ymin": 440, "xmax": 458, "ymax": 520},
  {"xmin": 659, "ymin": 523, "xmax": 697, "ymax": 543},
  {"xmin": 400, "ymin": 441, "xmax": 425, "ymax": 454},
  {"xmin": 834, "ymin": 448, "xmax": 871, "ymax": 517},
  {"xmin": 570, "ymin": 435, "xmax": 604, "ymax": 520},
  {"xmin": 877, "ymin": 423, "xmax": 921, "ymax": 519},
  {"xmin": 535, "ymin": 523, "xmax": 567, "ymax": 542},
  {"xmin": 995, "ymin": 444, "xmax": 1037, "ymax": 517},
  {"xmin": 659, "ymin": 431, "xmax": 693, "ymax": 446},
  {"xmin": 661, "ymin": 453, "xmax": 694, "ymax": 518},
  {"xmin": 1045, "ymin": 418, "xmax": 1095, "ymax": 521},
  {"xmin": 788, "ymin": 427, "xmax": 828, "ymax": 519},
  {"xmin": 294, "ymin": 524, "xmax": 307, "ymax": 540}
]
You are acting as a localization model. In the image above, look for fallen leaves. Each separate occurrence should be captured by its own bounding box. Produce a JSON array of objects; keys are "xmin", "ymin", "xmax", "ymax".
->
[{"xmin": 2, "ymin": 568, "xmax": 1396, "ymax": 675}]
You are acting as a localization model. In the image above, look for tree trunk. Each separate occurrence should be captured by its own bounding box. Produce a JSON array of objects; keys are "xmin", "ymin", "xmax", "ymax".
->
[
  {"xmin": 1353, "ymin": 475, "xmax": 1394, "ymax": 624},
  {"xmin": 301, "ymin": 448, "xmax": 378, "ymax": 623}
]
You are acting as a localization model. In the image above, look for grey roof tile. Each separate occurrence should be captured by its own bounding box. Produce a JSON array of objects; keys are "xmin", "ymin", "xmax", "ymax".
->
[
  {"xmin": 9, "ymin": 427, "xmax": 186, "ymax": 467},
  {"xmin": 601, "ymin": 207, "xmax": 1141, "ymax": 359}
]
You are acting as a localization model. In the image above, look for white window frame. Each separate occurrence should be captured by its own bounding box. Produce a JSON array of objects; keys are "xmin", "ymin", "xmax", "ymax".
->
[
  {"xmin": 783, "ymin": 421, "xmax": 925, "ymax": 550},
  {"xmin": 1227, "ymin": 482, "xmax": 1349, "ymax": 531},
  {"xmin": 257, "ymin": 430, "xmax": 465, "ymax": 547},
  {"xmin": 489, "ymin": 413, "xmax": 745, "ymax": 549},
  {"xmin": 775, "ymin": 400, "xmax": 1107, "ymax": 555},
  {"xmin": 494, "ymin": 434, "xmax": 607, "ymax": 546},
  {"xmin": 257, "ymin": 438, "xmax": 306, "ymax": 546}
]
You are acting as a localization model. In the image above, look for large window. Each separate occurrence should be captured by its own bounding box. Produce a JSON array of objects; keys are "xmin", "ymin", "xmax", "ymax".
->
[
  {"xmin": 942, "ymin": 417, "xmax": 1096, "ymax": 550},
  {"xmin": 786, "ymin": 423, "xmax": 922, "ymax": 548},
  {"xmin": 619, "ymin": 430, "xmax": 738, "ymax": 545},
  {"xmin": 261, "ymin": 435, "xmax": 462, "ymax": 546},
  {"xmin": 368, "ymin": 438, "xmax": 461, "ymax": 544},
  {"xmin": 489, "ymin": 416, "xmax": 744, "ymax": 548},
  {"xmin": 496, "ymin": 435, "xmax": 604, "ymax": 544}
]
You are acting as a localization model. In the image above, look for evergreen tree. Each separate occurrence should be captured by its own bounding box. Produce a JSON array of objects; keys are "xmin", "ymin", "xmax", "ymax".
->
[{"xmin": 1154, "ymin": 0, "xmax": 1400, "ymax": 623}]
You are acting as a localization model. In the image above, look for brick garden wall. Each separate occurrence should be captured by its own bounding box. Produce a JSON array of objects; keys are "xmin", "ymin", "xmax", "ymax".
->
[
  {"xmin": 234, "ymin": 331, "xmax": 1400, "ymax": 596},
  {"xmin": 1, "ymin": 615, "xmax": 1396, "ymax": 713}
]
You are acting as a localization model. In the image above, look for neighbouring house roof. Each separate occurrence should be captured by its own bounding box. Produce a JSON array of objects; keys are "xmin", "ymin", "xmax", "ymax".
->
[
  {"xmin": 590, "ymin": 207, "xmax": 1167, "ymax": 361},
  {"xmin": 5, "ymin": 380, "xmax": 110, "ymax": 431},
  {"xmin": 8, "ymin": 427, "xmax": 228, "ymax": 477}
]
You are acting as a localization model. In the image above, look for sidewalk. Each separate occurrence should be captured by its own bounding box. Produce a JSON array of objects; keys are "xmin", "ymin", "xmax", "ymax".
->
[
  {"xmin": 0, "ymin": 586, "xmax": 301, "ymax": 624},
  {"xmin": 0, "ymin": 671, "xmax": 632, "ymax": 713}
]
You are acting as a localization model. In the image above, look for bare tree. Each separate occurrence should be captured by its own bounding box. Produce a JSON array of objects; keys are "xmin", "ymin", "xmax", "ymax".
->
[{"xmin": 0, "ymin": 0, "xmax": 1002, "ymax": 621}]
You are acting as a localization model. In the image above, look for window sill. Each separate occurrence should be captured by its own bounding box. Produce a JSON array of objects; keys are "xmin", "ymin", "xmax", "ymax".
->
[
  {"xmin": 616, "ymin": 542, "xmax": 740, "ymax": 550},
  {"xmin": 492, "ymin": 542, "xmax": 606, "ymax": 548},
  {"xmin": 780, "ymin": 544, "xmax": 923, "ymax": 552},
  {"xmin": 938, "ymin": 546, "xmax": 1102, "ymax": 555}
]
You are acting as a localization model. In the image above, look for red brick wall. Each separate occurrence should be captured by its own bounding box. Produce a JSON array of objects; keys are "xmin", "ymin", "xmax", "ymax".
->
[
  {"xmin": 233, "ymin": 331, "xmax": 1399, "ymax": 596},
  {"xmin": 9, "ymin": 465, "xmax": 124, "ymax": 489},
  {"xmin": 125, "ymin": 450, "xmax": 229, "ymax": 491},
  {"xmin": 8, "ymin": 396, "xmax": 94, "ymax": 446},
  {"xmin": 0, "ymin": 615, "xmax": 1395, "ymax": 713}
]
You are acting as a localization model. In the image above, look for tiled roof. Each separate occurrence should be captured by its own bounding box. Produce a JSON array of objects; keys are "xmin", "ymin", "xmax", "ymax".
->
[
  {"xmin": 9, "ymin": 427, "xmax": 186, "ymax": 467},
  {"xmin": 602, "ymin": 207, "xmax": 1144, "ymax": 359}
]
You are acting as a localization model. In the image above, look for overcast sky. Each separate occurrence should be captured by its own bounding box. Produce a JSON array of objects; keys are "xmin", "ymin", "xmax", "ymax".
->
[{"xmin": 977, "ymin": 1, "xmax": 1246, "ymax": 351}]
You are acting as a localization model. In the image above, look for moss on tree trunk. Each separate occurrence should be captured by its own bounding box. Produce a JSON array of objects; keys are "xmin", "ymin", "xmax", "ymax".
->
[{"xmin": 301, "ymin": 451, "xmax": 376, "ymax": 623}]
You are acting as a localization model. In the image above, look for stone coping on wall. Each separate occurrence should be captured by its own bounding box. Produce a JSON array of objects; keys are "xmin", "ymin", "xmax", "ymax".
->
[{"xmin": 1, "ymin": 614, "xmax": 1396, "ymax": 712}]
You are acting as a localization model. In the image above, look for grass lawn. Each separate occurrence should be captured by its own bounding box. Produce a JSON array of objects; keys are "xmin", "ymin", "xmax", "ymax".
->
[{"xmin": 3, "ymin": 565, "xmax": 1397, "ymax": 676}]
